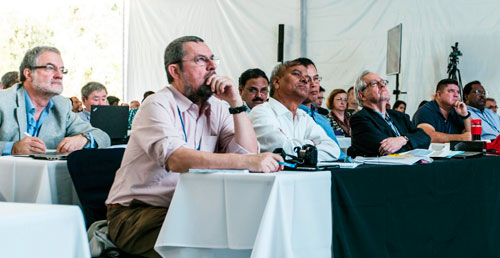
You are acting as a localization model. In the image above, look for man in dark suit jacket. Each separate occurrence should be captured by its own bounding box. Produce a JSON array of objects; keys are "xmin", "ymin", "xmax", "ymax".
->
[{"xmin": 348, "ymin": 71, "xmax": 430, "ymax": 157}]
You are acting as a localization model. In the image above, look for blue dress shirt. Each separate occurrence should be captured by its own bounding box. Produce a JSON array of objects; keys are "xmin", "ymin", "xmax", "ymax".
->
[
  {"xmin": 2, "ymin": 88, "xmax": 95, "ymax": 155},
  {"xmin": 468, "ymin": 105, "xmax": 500, "ymax": 140}
]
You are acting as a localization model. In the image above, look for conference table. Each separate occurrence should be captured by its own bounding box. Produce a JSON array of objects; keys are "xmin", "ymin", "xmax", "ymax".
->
[
  {"xmin": 331, "ymin": 155, "xmax": 500, "ymax": 258},
  {"xmin": 0, "ymin": 202, "xmax": 90, "ymax": 258},
  {"xmin": 155, "ymin": 171, "xmax": 332, "ymax": 258},
  {"xmin": 0, "ymin": 156, "xmax": 78, "ymax": 204}
]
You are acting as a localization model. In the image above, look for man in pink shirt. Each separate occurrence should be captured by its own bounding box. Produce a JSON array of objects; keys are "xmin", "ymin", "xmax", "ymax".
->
[{"xmin": 106, "ymin": 36, "xmax": 283, "ymax": 257}]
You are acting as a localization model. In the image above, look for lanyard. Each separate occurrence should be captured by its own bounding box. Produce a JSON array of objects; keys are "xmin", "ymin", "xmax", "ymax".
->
[{"xmin": 177, "ymin": 106, "xmax": 201, "ymax": 150}]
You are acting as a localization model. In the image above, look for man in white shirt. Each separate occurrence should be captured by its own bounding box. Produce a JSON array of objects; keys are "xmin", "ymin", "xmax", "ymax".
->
[{"xmin": 249, "ymin": 60, "xmax": 341, "ymax": 161}]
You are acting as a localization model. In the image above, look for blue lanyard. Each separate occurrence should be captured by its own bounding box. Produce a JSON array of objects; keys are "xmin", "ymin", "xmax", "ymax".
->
[{"xmin": 177, "ymin": 106, "xmax": 201, "ymax": 150}]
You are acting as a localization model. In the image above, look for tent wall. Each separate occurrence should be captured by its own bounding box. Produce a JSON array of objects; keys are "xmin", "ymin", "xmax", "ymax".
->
[{"xmin": 127, "ymin": 0, "xmax": 500, "ymax": 115}]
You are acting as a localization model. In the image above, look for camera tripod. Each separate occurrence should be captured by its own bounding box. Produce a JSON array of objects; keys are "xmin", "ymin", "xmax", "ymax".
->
[{"xmin": 447, "ymin": 42, "xmax": 463, "ymax": 100}]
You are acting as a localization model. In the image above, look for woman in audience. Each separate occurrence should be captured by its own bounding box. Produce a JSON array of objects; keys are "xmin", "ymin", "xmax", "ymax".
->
[
  {"xmin": 326, "ymin": 89, "xmax": 351, "ymax": 137},
  {"xmin": 393, "ymin": 100, "xmax": 406, "ymax": 113}
]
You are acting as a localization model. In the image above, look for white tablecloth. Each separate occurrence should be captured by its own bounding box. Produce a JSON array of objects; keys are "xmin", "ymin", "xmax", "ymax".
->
[
  {"xmin": 0, "ymin": 202, "xmax": 90, "ymax": 258},
  {"xmin": 155, "ymin": 171, "xmax": 332, "ymax": 258},
  {"xmin": 0, "ymin": 156, "xmax": 78, "ymax": 204}
]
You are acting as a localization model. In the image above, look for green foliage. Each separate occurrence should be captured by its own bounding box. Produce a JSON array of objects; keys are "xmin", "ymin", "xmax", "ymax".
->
[{"xmin": 0, "ymin": 0, "xmax": 123, "ymax": 99}]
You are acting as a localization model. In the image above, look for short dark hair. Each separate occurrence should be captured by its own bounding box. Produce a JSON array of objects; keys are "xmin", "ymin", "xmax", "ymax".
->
[
  {"xmin": 486, "ymin": 97, "xmax": 496, "ymax": 102},
  {"xmin": 107, "ymin": 96, "xmax": 120, "ymax": 106},
  {"xmin": 142, "ymin": 90, "xmax": 155, "ymax": 103},
  {"xmin": 392, "ymin": 100, "xmax": 406, "ymax": 110},
  {"xmin": 292, "ymin": 57, "xmax": 317, "ymax": 69},
  {"xmin": 435, "ymin": 78, "xmax": 459, "ymax": 92},
  {"xmin": 1, "ymin": 71, "xmax": 19, "ymax": 89},
  {"xmin": 164, "ymin": 36, "xmax": 204, "ymax": 84},
  {"xmin": 319, "ymin": 86, "xmax": 325, "ymax": 92},
  {"xmin": 463, "ymin": 80, "xmax": 481, "ymax": 101},
  {"xmin": 238, "ymin": 68, "xmax": 269, "ymax": 89},
  {"xmin": 347, "ymin": 86, "xmax": 354, "ymax": 93}
]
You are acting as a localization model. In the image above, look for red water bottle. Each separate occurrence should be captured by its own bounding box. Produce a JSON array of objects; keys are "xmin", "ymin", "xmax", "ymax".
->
[{"xmin": 471, "ymin": 119, "xmax": 482, "ymax": 141}]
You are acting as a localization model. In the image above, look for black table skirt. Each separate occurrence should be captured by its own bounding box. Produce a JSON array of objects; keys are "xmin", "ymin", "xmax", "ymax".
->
[{"xmin": 332, "ymin": 156, "xmax": 500, "ymax": 258}]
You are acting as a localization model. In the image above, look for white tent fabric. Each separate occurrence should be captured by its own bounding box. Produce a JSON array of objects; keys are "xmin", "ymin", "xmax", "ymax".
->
[{"xmin": 126, "ymin": 0, "xmax": 500, "ymax": 115}]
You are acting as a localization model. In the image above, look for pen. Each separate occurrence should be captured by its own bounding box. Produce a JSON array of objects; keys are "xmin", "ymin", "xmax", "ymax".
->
[{"xmin": 278, "ymin": 161, "xmax": 296, "ymax": 168}]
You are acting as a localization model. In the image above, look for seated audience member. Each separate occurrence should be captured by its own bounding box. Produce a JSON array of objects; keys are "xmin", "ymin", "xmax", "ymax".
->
[
  {"xmin": 106, "ymin": 36, "xmax": 283, "ymax": 258},
  {"xmin": 346, "ymin": 86, "xmax": 360, "ymax": 116},
  {"xmin": 1, "ymin": 71, "xmax": 19, "ymax": 89},
  {"xmin": 249, "ymin": 60, "xmax": 341, "ymax": 161},
  {"xmin": 143, "ymin": 90, "xmax": 155, "ymax": 101},
  {"xmin": 316, "ymin": 86, "xmax": 329, "ymax": 116},
  {"xmin": 348, "ymin": 71, "xmax": 430, "ymax": 157},
  {"xmin": 79, "ymin": 81, "xmax": 108, "ymax": 122},
  {"xmin": 486, "ymin": 97, "xmax": 498, "ymax": 113},
  {"xmin": 326, "ymin": 89, "xmax": 351, "ymax": 136},
  {"xmin": 0, "ymin": 46, "xmax": 110, "ymax": 155},
  {"xmin": 107, "ymin": 95, "xmax": 120, "ymax": 106},
  {"xmin": 413, "ymin": 79, "xmax": 471, "ymax": 143},
  {"xmin": 129, "ymin": 92, "xmax": 155, "ymax": 130},
  {"xmin": 393, "ymin": 100, "xmax": 406, "ymax": 113},
  {"xmin": 70, "ymin": 96, "xmax": 83, "ymax": 113},
  {"xmin": 418, "ymin": 100, "xmax": 429, "ymax": 109},
  {"xmin": 238, "ymin": 68, "xmax": 269, "ymax": 112},
  {"xmin": 130, "ymin": 100, "xmax": 140, "ymax": 109},
  {"xmin": 294, "ymin": 58, "xmax": 345, "ymax": 159},
  {"xmin": 464, "ymin": 81, "xmax": 500, "ymax": 140}
]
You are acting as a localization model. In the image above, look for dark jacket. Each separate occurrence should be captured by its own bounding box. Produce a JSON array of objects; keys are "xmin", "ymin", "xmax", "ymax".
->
[{"xmin": 348, "ymin": 107, "xmax": 430, "ymax": 157}]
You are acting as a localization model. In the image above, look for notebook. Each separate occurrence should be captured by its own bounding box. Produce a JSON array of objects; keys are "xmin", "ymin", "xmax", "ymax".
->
[{"xmin": 90, "ymin": 105, "xmax": 129, "ymax": 144}]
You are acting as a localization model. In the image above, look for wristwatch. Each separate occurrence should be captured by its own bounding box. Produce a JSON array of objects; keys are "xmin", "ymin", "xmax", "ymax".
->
[
  {"xmin": 228, "ymin": 105, "xmax": 248, "ymax": 114},
  {"xmin": 81, "ymin": 132, "xmax": 91, "ymax": 146},
  {"xmin": 459, "ymin": 111, "xmax": 471, "ymax": 119}
]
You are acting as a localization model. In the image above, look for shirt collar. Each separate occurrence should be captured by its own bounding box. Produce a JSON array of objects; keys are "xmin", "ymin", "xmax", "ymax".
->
[
  {"xmin": 269, "ymin": 97, "xmax": 307, "ymax": 117},
  {"xmin": 24, "ymin": 87, "xmax": 54, "ymax": 115}
]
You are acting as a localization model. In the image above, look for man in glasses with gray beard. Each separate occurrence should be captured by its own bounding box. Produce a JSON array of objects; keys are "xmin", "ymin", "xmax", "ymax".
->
[
  {"xmin": 0, "ymin": 46, "xmax": 110, "ymax": 155},
  {"xmin": 106, "ymin": 36, "xmax": 283, "ymax": 258}
]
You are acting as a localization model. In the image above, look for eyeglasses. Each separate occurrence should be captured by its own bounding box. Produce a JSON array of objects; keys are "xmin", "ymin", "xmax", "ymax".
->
[
  {"xmin": 31, "ymin": 64, "xmax": 68, "ymax": 74},
  {"xmin": 335, "ymin": 97, "xmax": 348, "ymax": 102},
  {"xmin": 178, "ymin": 55, "xmax": 220, "ymax": 67},
  {"xmin": 366, "ymin": 79, "xmax": 388, "ymax": 88},
  {"xmin": 487, "ymin": 105, "xmax": 498, "ymax": 109},
  {"xmin": 471, "ymin": 89, "xmax": 487, "ymax": 95}
]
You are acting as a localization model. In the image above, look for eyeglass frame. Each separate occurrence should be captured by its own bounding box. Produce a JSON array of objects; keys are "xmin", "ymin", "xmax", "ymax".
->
[
  {"xmin": 470, "ymin": 89, "xmax": 487, "ymax": 95},
  {"xmin": 174, "ymin": 55, "xmax": 220, "ymax": 67},
  {"xmin": 361, "ymin": 79, "xmax": 389, "ymax": 91},
  {"xmin": 30, "ymin": 64, "xmax": 68, "ymax": 74}
]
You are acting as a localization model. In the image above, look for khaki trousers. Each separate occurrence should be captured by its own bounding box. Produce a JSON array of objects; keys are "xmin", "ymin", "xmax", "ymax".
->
[{"xmin": 107, "ymin": 199, "xmax": 168, "ymax": 258}]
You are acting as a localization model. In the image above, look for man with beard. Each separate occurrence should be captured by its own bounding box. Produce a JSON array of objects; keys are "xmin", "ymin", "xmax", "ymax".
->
[
  {"xmin": 238, "ymin": 68, "xmax": 269, "ymax": 112},
  {"xmin": 0, "ymin": 46, "xmax": 110, "ymax": 155},
  {"xmin": 464, "ymin": 80, "xmax": 500, "ymax": 140},
  {"xmin": 348, "ymin": 71, "xmax": 429, "ymax": 157},
  {"xmin": 249, "ymin": 60, "xmax": 341, "ymax": 161},
  {"xmin": 106, "ymin": 36, "xmax": 283, "ymax": 258},
  {"xmin": 413, "ymin": 79, "xmax": 471, "ymax": 143}
]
